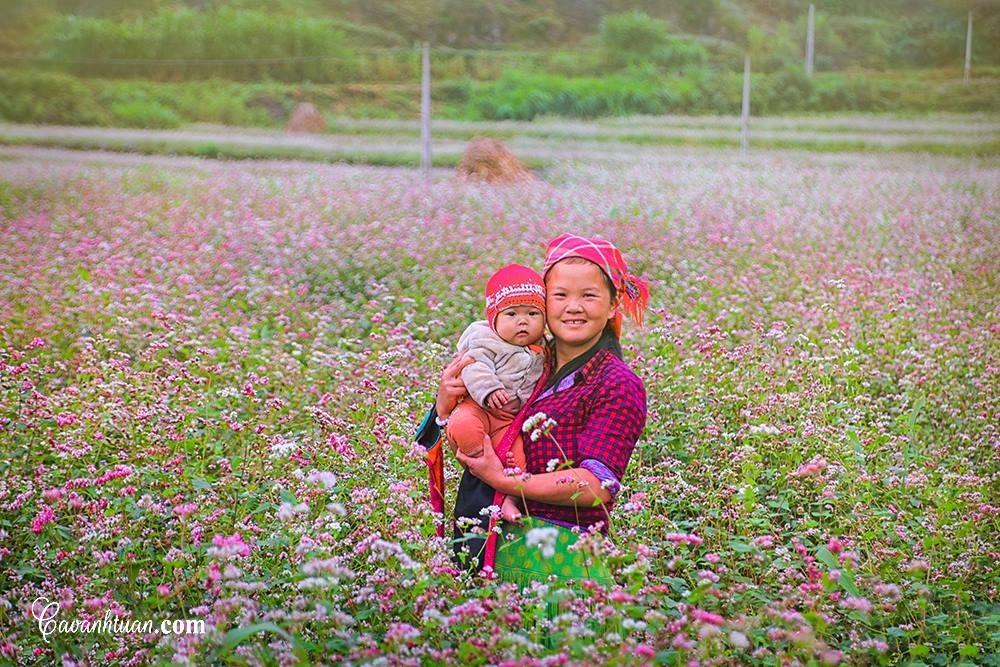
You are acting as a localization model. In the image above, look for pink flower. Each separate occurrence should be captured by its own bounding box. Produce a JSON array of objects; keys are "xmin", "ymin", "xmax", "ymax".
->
[
  {"xmin": 31, "ymin": 505, "xmax": 55, "ymax": 533},
  {"xmin": 173, "ymin": 503, "xmax": 198, "ymax": 518},
  {"xmin": 692, "ymin": 608, "xmax": 725, "ymax": 626},
  {"xmin": 827, "ymin": 537, "xmax": 844, "ymax": 554},
  {"xmin": 666, "ymin": 532, "xmax": 703, "ymax": 547},
  {"xmin": 207, "ymin": 533, "xmax": 251, "ymax": 559},
  {"xmin": 840, "ymin": 596, "xmax": 873, "ymax": 614},
  {"xmin": 635, "ymin": 644, "xmax": 656, "ymax": 658},
  {"xmin": 55, "ymin": 412, "xmax": 78, "ymax": 427},
  {"xmin": 819, "ymin": 649, "xmax": 843, "ymax": 665},
  {"xmin": 790, "ymin": 456, "xmax": 828, "ymax": 478}
]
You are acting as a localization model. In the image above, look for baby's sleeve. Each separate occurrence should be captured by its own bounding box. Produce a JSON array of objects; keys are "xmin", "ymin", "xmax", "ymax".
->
[{"xmin": 457, "ymin": 334, "xmax": 506, "ymax": 407}]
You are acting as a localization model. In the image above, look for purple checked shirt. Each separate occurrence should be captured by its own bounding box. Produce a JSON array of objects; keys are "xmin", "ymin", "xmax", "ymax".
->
[{"xmin": 521, "ymin": 348, "xmax": 647, "ymax": 533}]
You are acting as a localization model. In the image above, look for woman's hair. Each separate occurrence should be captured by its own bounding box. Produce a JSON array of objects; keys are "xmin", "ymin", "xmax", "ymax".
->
[{"xmin": 544, "ymin": 256, "xmax": 619, "ymax": 342}]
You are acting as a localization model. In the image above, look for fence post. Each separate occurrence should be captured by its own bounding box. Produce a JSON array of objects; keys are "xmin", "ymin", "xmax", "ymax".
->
[
  {"xmin": 420, "ymin": 42, "xmax": 432, "ymax": 177},
  {"xmin": 740, "ymin": 54, "xmax": 751, "ymax": 154},
  {"xmin": 964, "ymin": 10, "xmax": 973, "ymax": 83},
  {"xmin": 805, "ymin": 3, "xmax": 815, "ymax": 77}
]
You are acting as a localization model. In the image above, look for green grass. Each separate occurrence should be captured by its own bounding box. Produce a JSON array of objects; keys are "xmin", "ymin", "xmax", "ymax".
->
[
  {"xmin": 3, "ymin": 128, "xmax": 997, "ymax": 162},
  {"xmin": 0, "ymin": 133, "xmax": 554, "ymax": 169}
]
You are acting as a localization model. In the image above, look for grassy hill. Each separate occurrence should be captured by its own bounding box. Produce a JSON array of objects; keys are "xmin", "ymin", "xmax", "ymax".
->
[{"xmin": 1, "ymin": 1, "xmax": 997, "ymax": 124}]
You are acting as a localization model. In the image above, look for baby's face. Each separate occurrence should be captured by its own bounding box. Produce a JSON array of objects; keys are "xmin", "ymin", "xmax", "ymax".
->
[{"xmin": 495, "ymin": 305, "xmax": 545, "ymax": 346}]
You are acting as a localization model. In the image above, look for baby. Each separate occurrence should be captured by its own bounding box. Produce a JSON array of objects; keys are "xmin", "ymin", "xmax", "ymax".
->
[{"xmin": 445, "ymin": 264, "xmax": 546, "ymax": 523}]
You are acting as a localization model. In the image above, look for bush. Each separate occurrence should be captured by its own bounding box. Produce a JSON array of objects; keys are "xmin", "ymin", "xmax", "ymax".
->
[
  {"xmin": 827, "ymin": 16, "xmax": 893, "ymax": 69},
  {"xmin": 748, "ymin": 23, "xmax": 801, "ymax": 73},
  {"xmin": 756, "ymin": 67, "xmax": 816, "ymax": 114},
  {"xmin": 472, "ymin": 69, "xmax": 677, "ymax": 120},
  {"xmin": 599, "ymin": 11, "xmax": 706, "ymax": 72},
  {"xmin": 0, "ymin": 69, "xmax": 108, "ymax": 125},
  {"xmin": 600, "ymin": 11, "xmax": 673, "ymax": 62},
  {"xmin": 656, "ymin": 35, "xmax": 709, "ymax": 70},
  {"xmin": 38, "ymin": 8, "xmax": 356, "ymax": 83},
  {"xmin": 108, "ymin": 100, "xmax": 182, "ymax": 129}
]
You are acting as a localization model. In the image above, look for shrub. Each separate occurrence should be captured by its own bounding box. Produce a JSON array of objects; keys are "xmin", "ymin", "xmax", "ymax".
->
[
  {"xmin": 472, "ymin": 69, "xmax": 675, "ymax": 120},
  {"xmin": 756, "ymin": 66, "xmax": 817, "ymax": 114},
  {"xmin": 0, "ymin": 69, "xmax": 108, "ymax": 125},
  {"xmin": 600, "ymin": 11, "xmax": 673, "ymax": 62},
  {"xmin": 108, "ymin": 100, "xmax": 182, "ymax": 129},
  {"xmin": 38, "ymin": 8, "xmax": 356, "ymax": 83}
]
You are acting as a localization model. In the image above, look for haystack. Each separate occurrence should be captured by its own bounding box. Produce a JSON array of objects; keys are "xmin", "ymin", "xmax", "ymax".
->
[
  {"xmin": 286, "ymin": 103, "xmax": 325, "ymax": 133},
  {"xmin": 457, "ymin": 137, "xmax": 533, "ymax": 183}
]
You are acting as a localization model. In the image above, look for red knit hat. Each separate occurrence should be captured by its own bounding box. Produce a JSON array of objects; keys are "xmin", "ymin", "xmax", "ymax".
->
[
  {"xmin": 542, "ymin": 233, "xmax": 649, "ymax": 338},
  {"xmin": 485, "ymin": 264, "xmax": 546, "ymax": 332}
]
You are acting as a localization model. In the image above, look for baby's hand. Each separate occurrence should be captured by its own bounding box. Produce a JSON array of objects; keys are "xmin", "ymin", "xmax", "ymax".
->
[{"xmin": 486, "ymin": 389, "xmax": 511, "ymax": 410}]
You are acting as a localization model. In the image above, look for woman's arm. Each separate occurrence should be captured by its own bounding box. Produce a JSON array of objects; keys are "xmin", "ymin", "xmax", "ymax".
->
[
  {"xmin": 456, "ymin": 442, "xmax": 613, "ymax": 507},
  {"xmin": 435, "ymin": 354, "xmax": 475, "ymax": 418}
]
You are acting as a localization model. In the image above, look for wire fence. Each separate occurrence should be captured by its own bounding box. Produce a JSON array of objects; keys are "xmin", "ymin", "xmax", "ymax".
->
[{"xmin": 0, "ymin": 46, "xmax": 732, "ymax": 84}]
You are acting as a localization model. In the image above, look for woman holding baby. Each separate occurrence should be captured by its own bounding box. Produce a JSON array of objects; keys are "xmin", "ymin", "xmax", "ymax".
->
[{"xmin": 429, "ymin": 233, "xmax": 649, "ymax": 585}]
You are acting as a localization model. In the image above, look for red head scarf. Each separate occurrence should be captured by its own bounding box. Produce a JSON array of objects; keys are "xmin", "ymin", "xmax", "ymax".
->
[{"xmin": 542, "ymin": 233, "xmax": 649, "ymax": 338}]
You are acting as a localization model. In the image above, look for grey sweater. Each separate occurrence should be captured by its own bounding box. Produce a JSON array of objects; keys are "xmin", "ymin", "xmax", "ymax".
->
[{"xmin": 457, "ymin": 320, "xmax": 544, "ymax": 406}]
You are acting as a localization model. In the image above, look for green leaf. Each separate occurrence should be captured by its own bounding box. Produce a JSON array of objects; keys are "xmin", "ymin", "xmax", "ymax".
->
[
  {"xmin": 192, "ymin": 477, "xmax": 213, "ymax": 491},
  {"xmin": 815, "ymin": 546, "xmax": 861, "ymax": 597},
  {"xmin": 217, "ymin": 622, "xmax": 292, "ymax": 656},
  {"xmin": 655, "ymin": 649, "xmax": 677, "ymax": 664},
  {"xmin": 910, "ymin": 644, "xmax": 930, "ymax": 657},
  {"xmin": 847, "ymin": 427, "xmax": 865, "ymax": 463}
]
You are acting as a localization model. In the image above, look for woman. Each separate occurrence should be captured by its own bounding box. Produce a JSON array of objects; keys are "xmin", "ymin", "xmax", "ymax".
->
[{"xmin": 434, "ymin": 233, "xmax": 649, "ymax": 585}]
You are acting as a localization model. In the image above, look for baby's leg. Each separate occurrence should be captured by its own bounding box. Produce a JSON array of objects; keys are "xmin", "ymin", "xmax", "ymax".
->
[
  {"xmin": 507, "ymin": 434, "xmax": 527, "ymax": 472},
  {"xmin": 445, "ymin": 401, "xmax": 490, "ymax": 457}
]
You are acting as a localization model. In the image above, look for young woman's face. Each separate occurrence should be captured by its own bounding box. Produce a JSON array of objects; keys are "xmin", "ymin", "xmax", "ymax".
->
[{"xmin": 545, "ymin": 260, "xmax": 616, "ymax": 351}]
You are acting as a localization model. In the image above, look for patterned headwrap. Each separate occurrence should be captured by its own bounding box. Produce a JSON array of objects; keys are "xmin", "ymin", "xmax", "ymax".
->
[{"xmin": 542, "ymin": 233, "xmax": 649, "ymax": 338}]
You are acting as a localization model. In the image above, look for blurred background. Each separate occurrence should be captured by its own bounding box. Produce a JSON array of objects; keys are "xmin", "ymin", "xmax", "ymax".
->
[{"xmin": 0, "ymin": 0, "xmax": 997, "ymax": 160}]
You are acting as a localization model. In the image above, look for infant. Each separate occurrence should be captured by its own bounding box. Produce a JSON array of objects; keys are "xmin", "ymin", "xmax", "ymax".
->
[{"xmin": 445, "ymin": 264, "xmax": 546, "ymax": 523}]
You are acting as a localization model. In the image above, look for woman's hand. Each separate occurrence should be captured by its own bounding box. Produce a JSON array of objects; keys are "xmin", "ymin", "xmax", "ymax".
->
[
  {"xmin": 435, "ymin": 354, "xmax": 474, "ymax": 419},
  {"xmin": 455, "ymin": 436, "xmax": 507, "ymax": 490}
]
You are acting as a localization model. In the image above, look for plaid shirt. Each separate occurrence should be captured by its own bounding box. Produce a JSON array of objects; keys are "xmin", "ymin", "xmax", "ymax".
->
[{"xmin": 521, "ymin": 348, "xmax": 646, "ymax": 533}]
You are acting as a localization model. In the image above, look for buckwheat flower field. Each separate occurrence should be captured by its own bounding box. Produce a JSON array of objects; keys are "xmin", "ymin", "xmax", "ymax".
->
[{"xmin": 0, "ymin": 149, "xmax": 997, "ymax": 665}]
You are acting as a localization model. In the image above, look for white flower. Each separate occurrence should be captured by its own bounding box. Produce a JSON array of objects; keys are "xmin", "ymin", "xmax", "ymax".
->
[
  {"xmin": 306, "ymin": 470, "xmax": 337, "ymax": 489},
  {"xmin": 546, "ymin": 458, "xmax": 560, "ymax": 472},
  {"xmin": 521, "ymin": 412, "xmax": 548, "ymax": 433},
  {"xmin": 525, "ymin": 526, "xmax": 559, "ymax": 560},
  {"xmin": 268, "ymin": 435, "xmax": 297, "ymax": 459},
  {"xmin": 479, "ymin": 505, "xmax": 501, "ymax": 519},
  {"xmin": 530, "ymin": 429, "xmax": 543, "ymax": 442},
  {"xmin": 277, "ymin": 502, "xmax": 309, "ymax": 521},
  {"xmin": 748, "ymin": 424, "xmax": 780, "ymax": 436}
]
